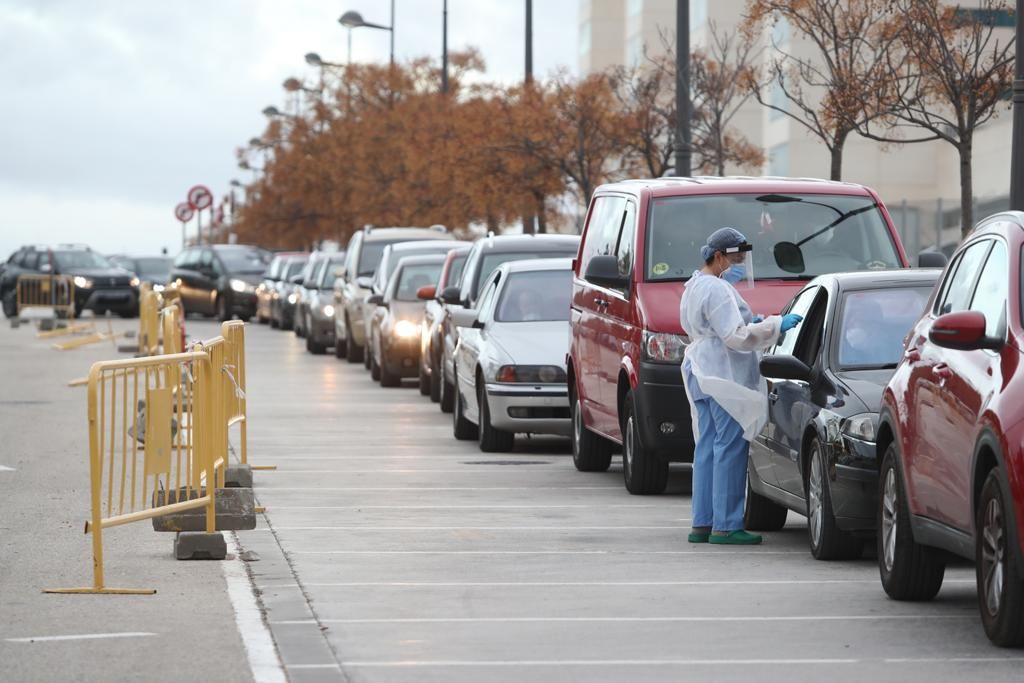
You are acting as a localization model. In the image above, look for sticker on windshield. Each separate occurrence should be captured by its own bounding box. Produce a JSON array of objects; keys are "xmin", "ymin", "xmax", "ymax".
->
[{"xmin": 652, "ymin": 262, "xmax": 669, "ymax": 275}]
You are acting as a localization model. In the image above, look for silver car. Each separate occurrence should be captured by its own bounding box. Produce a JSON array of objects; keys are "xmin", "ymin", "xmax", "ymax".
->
[
  {"xmin": 450, "ymin": 258, "xmax": 573, "ymax": 452},
  {"xmin": 305, "ymin": 253, "xmax": 346, "ymax": 354}
]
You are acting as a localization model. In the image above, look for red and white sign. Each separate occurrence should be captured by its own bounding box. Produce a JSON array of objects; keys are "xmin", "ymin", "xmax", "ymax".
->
[
  {"xmin": 187, "ymin": 184, "xmax": 213, "ymax": 211},
  {"xmin": 174, "ymin": 202, "xmax": 195, "ymax": 223}
]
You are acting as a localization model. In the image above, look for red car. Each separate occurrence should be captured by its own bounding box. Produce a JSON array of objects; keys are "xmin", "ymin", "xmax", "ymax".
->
[
  {"xmin": 569, "ymin": 177, "xmax": 928, "ymax": 494},
  {"xmin": 876, "ymin": 211, "xmax": 1024, "ymax": 647}
]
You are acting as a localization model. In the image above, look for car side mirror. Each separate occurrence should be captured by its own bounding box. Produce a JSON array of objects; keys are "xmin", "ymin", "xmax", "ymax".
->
[
  {"xmin": 773, "ymin": 242, "xmax": 806, "ymax": 274},
  {"xmin": 417, "ymin": 285, "xmax": 437, "ymax": 301},
  {"xmin": 289, "ymin": 274, "xmax": 303, "ymax": 285},
  {"xmin": 449, "ymin": 308, "xmax": 480, "ymax": 328},
  {"xmin": 759, "ymin": 354, "xmax": 813, "ymax": 383},
  {"xmin": 356, "ymin": 276, "xmax": 373, "ymax": 289},
  {"xmin": 917, "ymin": 251, "xmax": 948, "ymax": 269},
  {"xmin": 440, "ymin": 286, "xmax": 462, "ymax": 305},
  {"xmin": 929, "ymin": 311, "xmax": 1001, "ymax": 351},
  {"xmin": 366, "ymin": 293, "xmax": 384, "ymax": 306},
  {"xmin": 584, "ymin": 255, "xmax": 628, "ymax": 289},
  {"xmin": 39, "ymin": 262, "xmax": 52, "ymax": 273}
]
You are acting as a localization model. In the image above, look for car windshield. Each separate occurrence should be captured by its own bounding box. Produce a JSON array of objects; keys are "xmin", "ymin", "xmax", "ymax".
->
[
  {"xmin": 357, "ymin": 241, "xmax": 397, "ymax": 277},
  {"xmin": 283, "ymin": 259, "xmax": 306, "ymax": 280},
  {"xmin": 217, "ymin": 248, "xmax": 270, "ymax": 274},
  {"xmin": 446, "ymin": 253, "xmax": 468, "ymax": 287},
  {"xmin": 495, "ymin": 270, "xmax": 572, "ymax": 322},
  {"xmin": 475, "ymin": 250, "xmax": 577, "ymax": 299},
  {"xmin": 320, "ymin": 258, "xmax": 346, "ymax": 288},
  {"xmin": 134, "ymin": 257, "xmax": 171, "ymax": 277},
  {"xmin": 645, "ymin": 193, "xmax": 902, "ymax": 281},
  {"xmin": 396, "ymin": 263, "xmax": 444, "ymax": 301},
  {"xmin": 53, "ymin": 251, "xmax": 112, "ymax": 270},
  {"xmin": 836, "ymin": 286, "xmax": 934, "ymax": 370}
]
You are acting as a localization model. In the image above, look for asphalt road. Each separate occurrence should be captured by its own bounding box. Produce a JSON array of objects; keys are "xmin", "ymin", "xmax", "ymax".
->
[{"xmin": 235, "ymin": 317, "xmax": 1024, "ymax": 682}]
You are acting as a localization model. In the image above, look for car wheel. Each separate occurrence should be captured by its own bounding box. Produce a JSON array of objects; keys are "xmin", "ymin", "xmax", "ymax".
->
[
  {"xmin": 379, "ymin": 350, "xmax": 401, "ymax": 387},
  {"xmin": 452, "ymin": 374, "xmax": 478, "ymax": 441},
  {"xmin": 370, "ymin": 345, "xmax": 381, "ymax": 381},
  {"xmin": 807, "ymin": 439, "xmax": 864, "ymax": 560},
  {"xmin": 345, "ymin": 318, "xmax": 363, "ymax": 363},
  {"xmin": 306, "ymin": 335, "xmax": 325, "ymax": 355},
  {"xmin": 744, "ymin": 473, "xmax": 788, "ymax": 531},
  {"xmin": 429, "ymin": 353, "xmax": 442, "ymax": 404},
  {"xmin": 363, "ymin": 338, "xmax": 372, "ymax": 369},
  {"xmin": 570, "ymin": 390, "xmax": 613, "ymax": 472},
  {"xmin": 2, "ymin": 289, "xmax": 16, "ymax": 319},
  {"xmin": 418, "ymin": 363, "xmax": 431, "ymax": 396},
  {"xmin": 440, "ymin": 366, "xmax": 455, "ymax": 414},
  {"xmin": 621, "ymin": 391, "xmax": 668, "ymax": 495},
  {"xmin": 216, "ymin": 294, "xmax": 231, "ymax": 322},
  {"xmin": 976, "ymin": 468, "xmax": 1024, "ymax": 647},
  {"xmin": 877, "ymin": 442, "xmax": 945, "ymax": 600},
  {"xmin": 270, "ymin": 316, "xmax": 279, "ymax": 329},
  {"xmin": 334, "ymin": 336, "xmax": 347, "ymax": 359},
  {"xmin": 478, "ymin": 382, "xmax": 514, "ymax": 452}
]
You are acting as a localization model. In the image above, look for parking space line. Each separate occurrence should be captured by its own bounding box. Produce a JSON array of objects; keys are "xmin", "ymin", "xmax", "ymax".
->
[
  {"xmin": 264, "ymin": 504, "xmax": 662, "ymax": 509},
  {"xmin": 223, "ymin": 533, "xmax": 287, "ymax": 683},
  {"xmin": 256, "ymin": 579, "xmax": 976, "ymax": 588},
  {"xmin": 274, "ymin": 615, "xmax": 970, "ymax": 625},
  {"xmin": 886, "ymin": 657, "xmax": 1024, "ymax": 663},
  {"xmin": 285, "ymin": 664, "xmax": 343, "ymax": 669},
  {"xmin": 289, "ymin": 550, "xmax": 808, "ymax": 555},
  {"xmin": 262, "ymin": 486, "xmax": 622, "ymax": 491},
  {"xmin": 259, "ymin": 525, "xmax": 688, "ymax": 531},
  {"xmin": 5, "ymin": 632, "xmax": 156, "ymax": 643},
  {"xmin": 337, "ymin": 658, "xmax": 858, "ymax": 667}
]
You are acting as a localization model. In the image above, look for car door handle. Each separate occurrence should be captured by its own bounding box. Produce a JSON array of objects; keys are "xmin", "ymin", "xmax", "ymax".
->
[
  {"xmin": 768, "ymin": 391, "xmax": 779, "ymax": 402},
  {"xmin": 904, "ymin": 348, "xmax": 921, "ymax": 362},
  {"xmin": 933, "ymin": 363, "xmax": 953, "ymax": 380},
  {"xmin": 593, "ymin": 297, "xmax": 609, "ymax": 307}
]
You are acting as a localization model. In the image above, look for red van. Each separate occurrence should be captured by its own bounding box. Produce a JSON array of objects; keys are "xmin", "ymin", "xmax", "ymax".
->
[{"xmin": 568, "ymin": 177, "xmax": 932, "ymax": 494}]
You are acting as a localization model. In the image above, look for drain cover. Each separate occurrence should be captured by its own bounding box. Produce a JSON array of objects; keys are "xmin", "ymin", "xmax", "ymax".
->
[{"xmin": 461, "ymin": 460, "xmax": 552, "ymax": 466}]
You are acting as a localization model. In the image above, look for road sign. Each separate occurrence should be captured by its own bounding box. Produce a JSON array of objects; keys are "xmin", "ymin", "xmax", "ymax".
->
[
  {"xmin": 174, "ymin": 202, "xmax": 194, "ymax": 223},
  {"xmin": 187, "ymin": 185, "xmax": 213, "ymax": 211}
]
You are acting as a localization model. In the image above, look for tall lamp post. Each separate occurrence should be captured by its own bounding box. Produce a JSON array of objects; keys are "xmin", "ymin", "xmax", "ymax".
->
[
  {"xmin": 339, "ymin": 5, "xmax": 395, "ymax": 65},
  {"xmin": 525, "ymin": 0, "xmax": 533, "ymax": 84},
  {"xmin": 674, "ymin": 0, "xmax": 691, "ymax": 177},
  {"xmin": 442, "ymin": 0, "xmax": 449, "ymax": 93},
  {"xmin": 1011, "ymin": 7, "xmax": 1024, "ymax": 211}
]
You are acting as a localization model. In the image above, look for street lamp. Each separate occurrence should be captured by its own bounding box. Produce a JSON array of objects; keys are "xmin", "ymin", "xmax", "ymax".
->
[
  {"xmin": 262, "ymin": 105, "xmax": 283, "ymax": 118},
  {"xmin": 339, "ymin": 4, "xmax": 395, "ymax": 65}
]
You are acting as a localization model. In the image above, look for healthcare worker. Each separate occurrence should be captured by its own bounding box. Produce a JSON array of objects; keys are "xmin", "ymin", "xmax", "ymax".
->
[{"xmin": 680, "ymin": 227, "xmax": 803, "ymax": 545}]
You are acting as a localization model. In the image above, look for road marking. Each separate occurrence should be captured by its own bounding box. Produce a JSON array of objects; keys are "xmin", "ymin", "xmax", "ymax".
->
[
  {"xmin": 5, "ymin": 632, "xmax": 156, "ymax": 643},
  {"xmin": 223, "ymin": 533, "xmax": 287, "ymax": 683},
  {"xmin": 0, "ymin": 465, "xmax": 14, "ymax": 472},
  {"xmin": 262, "ymin": 486, "xmax": 621, "ymax": 491},
  {"xmin": 274, "ymin": 615, "xmax": 970, "ymax": 626},
  {"xmin": 289, "ymin": 550, "xmax": 807, "ymax": 555},
  {"xmin": 263, "ymin": 504, "xmax": 661, "ymax": 510},
  {"xmin": 886, "ymin": 657, "xmax": 1024, "ymax": 663},
  {"xmin": 262, "ymin": 469, "xmax": 571, "ymax": 473},
  {"xmin": 259, "ymin": 525, "xmax": 689, "ymax": 531},
  {"xmin": 257, "ymin": 579, "xmax": 977, "ymax": 589},
  {"xmin": 337, "ymin": 658, "xmax": 858, "ymax": 667},
  {"xmin": 285, "ymin": 664, "xmax": 342, "ymax": 669}
]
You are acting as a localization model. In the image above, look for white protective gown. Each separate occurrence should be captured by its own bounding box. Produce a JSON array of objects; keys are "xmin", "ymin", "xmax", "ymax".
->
[{"xmin": 680, "ymin": 270, "xmax": 783, "ymax": 442}]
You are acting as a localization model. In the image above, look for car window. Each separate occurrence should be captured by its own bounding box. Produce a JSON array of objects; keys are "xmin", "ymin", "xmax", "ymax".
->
[
  {"xmin": 23, "ymin": 251, "xmax": 40, "ymax": 270},
  {"xmin": 357, "ymin": 240, "xmax": 396, "ymax": 277},
  {"xmin": 615, "ymin": 201, "xmax": 637, "ymax": 279},
  {"xmin": 494, "ymin": 270, "xmax": 572, "ymax": 322},
  {"xmin": 217, "ymin": 248, "xmax": 269, "ymax": 274},
  {"xmin": 173, "ymin": 249, "xmax": 191, "ymax": 268},
  {"xmin": 308, "ymin": 258, "xmax": 328, "ymax": 286},
  {"xmin": 320, "ymin": 258, "xmax": 347, "ymax": 289},
  {"xmin": 446, "ymin": 253, "xmax": 468, "ymax": 288},
  {"xmin": 580, "ymin": 195, "xmax": 627, "ymax": 275},
  {"xmin": 395, "ymin": 262, "xmax": 444, "ymax": 301},
  {"xmin": 968, "ymin": 240, "xmax": 1008, "ymax": 339},
  {"xmin": 473, "ymin": 250, "xmax": 576, "ymax": 302},
  {"xmin": 837, "ymin": 286, "xmax": 934, "ymax": 369},
  {"xmin": 772, "ymin": 286, "xmax": 819, "ymax": 357},
  {"xmin": 284, "ymin": 259, "xmax": 307, "ymax": 280},
  {"xmin": 475, "ymin": 273, "xmax": 502, "ymax": 321},
  {"xmin": 134, "ymin": 258, "xmax": 172, "ymax": 277},
  {"xmin": 52, "ymin": 251, "xmax": 112, "ymax": 270},
  {"xmin": 645, "ymin": 193, "xmax": 901, "ymax": 281},
  {"xmin": 793, "ymin": 289, "xmax": 829, "ymax": 366},
  {"xmin": 935, "ymin": 239, "xmax": 991, "ymax": 315}
]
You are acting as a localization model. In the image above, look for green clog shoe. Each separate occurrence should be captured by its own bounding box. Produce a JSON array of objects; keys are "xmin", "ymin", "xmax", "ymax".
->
[
  {"xmin": 687, "ymin": 531, "xmax": 711, "ymax": 543},
  {"xmin": 708, "ymin": 530, "xmax": 763, "ymax": 545}
]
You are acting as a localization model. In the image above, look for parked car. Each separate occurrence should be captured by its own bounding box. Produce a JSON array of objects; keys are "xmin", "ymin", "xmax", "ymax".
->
[
  {"xmin": 876, "ymin": 211, "xmax": 1024, "ymax": 647},
  {"xmin": 438, "ymin": 234, "xmax": 581, "ymax": 414},
  {"xmin": 367, "ymin": 254, "xmax": 447, "ymax": 386},
  {"xmin": 745, "ymin": 269, "xmax": 939, "ymax": 560},
  {"xmin": 257, "ymin": 252, "xmax": 307, "ymax": 324},
  {"xmin": 170, "ymin": 244, "xmax": 271, "ymax": 321},
  {"xmin": 305, "ymin": 253, "xmax": 347, "ymax": 354},
  {"xmin": 2, "ymin": 244, "xmax": 139, "ymax": 318},
  {"xmin": 109, "ymin": 255, "xmax": 173, "ymax": 290},
  {"xmin": 294, "ymin": 252, "xmax": 336, "ymax": 338},
  {"xmin": 450, "ymin": 258, "xmax": 574, "ymax": 452},
  {"xmin": 360, "ymin": 239, "xmax": 464, "ymax": 370},
  {"xmin": 277, "ymin": 257, "xmax": 313, "ymax": 331},
  {"xmin": 334, "ymin": 226, "xmax": 453, "ymax": 363},
  {"xmin": 416, "ymin": 246, "xmax": 471, "ymax": 398},
  {"xmin": 568, "ymin": 177, "xmax": 936, "ymax": 495}
]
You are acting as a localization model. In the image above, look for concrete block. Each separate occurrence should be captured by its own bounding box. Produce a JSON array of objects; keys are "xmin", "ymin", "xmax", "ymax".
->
[
  {"xmin": 118, "ymin": 343, "xmax": 140, "ymax": 354},
  {"xmin": 10, "ymin": 318, "xmax": 20, "ymax": 329},
  {"xmin": 39, "ymin": 318, "xmax": 58, "ymax": 331},
  {"xmin": 224, "ymin": 463, "xmax": 253, "ymax": 488},
  {"xmin": 174, "ymin": 531, "xmax": 226, "ymax": 560},
  {"xmin": 151, "ymin": 487, "xmax": 256, "ymax": 532}
]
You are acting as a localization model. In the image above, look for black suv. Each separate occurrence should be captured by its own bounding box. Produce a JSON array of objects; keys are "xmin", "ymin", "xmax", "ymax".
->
[
  {"xmin": 170, "ymin": 244, "xmax": 272, "ymax": 321},
  {"xmin": 1, "ymin": 244, "xmax": 139, "ymax": 318}
]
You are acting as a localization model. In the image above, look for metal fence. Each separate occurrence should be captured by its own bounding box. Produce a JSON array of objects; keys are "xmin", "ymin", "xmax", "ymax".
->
[
  {"xmin": 16, "ymin": 274, "xmax": 75, "ymax": 317},
  {"xmin": 887, "ymin": 193, "xmax": 1011, "ymax": 256}
]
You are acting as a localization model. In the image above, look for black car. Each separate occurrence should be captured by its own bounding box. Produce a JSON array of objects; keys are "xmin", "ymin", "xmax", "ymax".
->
[
  {"xmin": 170, "ymin": 244, "xmax": 272, "ymax": 321},
  {"xmin": 1, "ymin": 244, "xmax": 139, "ymax": 318},
  {"xmin": 109, "ymin": 255, "xmax": 173, "ymax": 289},
  {"xmin": 437, "ymin": 233, "xmax": 581, "ymax": 412},
  {"xmin": 746, "ymin": 269, "xmax": 940, "ymax": 560}
]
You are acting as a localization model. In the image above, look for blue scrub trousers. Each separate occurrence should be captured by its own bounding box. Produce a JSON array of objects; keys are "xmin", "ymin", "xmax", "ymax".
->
[{"xmin": 691, "ymin": 396, "xmax": 748, "ymax": 532}]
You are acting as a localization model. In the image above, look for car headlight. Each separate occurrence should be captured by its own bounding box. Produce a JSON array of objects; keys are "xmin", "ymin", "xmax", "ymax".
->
[
  {"xmin": 287, "ymin": 293, "xmax": 298, "ymax": 304},
  {"xmin": 152, "ymin": 283, "xmax": 165, "ymax": 293},
  {"xmin": 230, "ymin": 278, "xmax": 250, "ymax": 293},
  {"xmin": 841, "ymin": 413, "xmax": 879, "ymax": 442},
  {"xmin": 73, "ymin": 276, "xmax": 93, "ymax": 289},
  {"xmin": 323, "ymin": 304, "xmax": 335, "ymax": 318},
  {"xmin": 495, "ymin": 365, "xmax": 567, "ymax": 383},
  {"xmin": 130, "ymin": 276, "xmax": 140, "ymax": 288},
  {"xmin": 394, "ymin": 320, "xmax": 419, "ymax": 339},
  {"xmin": 642, "ymin": 331, "xmax": 688, "ymax": 363}
]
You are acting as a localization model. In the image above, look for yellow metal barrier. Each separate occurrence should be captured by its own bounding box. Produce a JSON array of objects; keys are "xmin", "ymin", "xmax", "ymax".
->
[
  {"xmin": 37, "ymin": 321, "xmax": 96, "ymax": 339},
  {"xmin": 52, "ymin": 319, "xmax": 119, "ymax": 351},
  {"xmin": 138, "ymin": 287, "xmax": 161, "ymax": 356},
  {"xmin": 16, "ymin": 274, "xmax": 75, "ymax": 317},
  {"xmin": 161, "ymin": 304, "xmax": 183, "ymax": 356},
  {"xmin": 46, "ymin": 349, "xmax": 221, "ymax": 595}
]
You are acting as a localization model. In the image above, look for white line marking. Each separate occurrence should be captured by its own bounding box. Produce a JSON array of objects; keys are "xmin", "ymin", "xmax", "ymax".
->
[
  {"xmin": 260, "ymin": 525, "xmax": 688, "ymax": 531},
  {"xmin": 285, "ymin": 664, "xmax": 342, "ymax": 669},
  {"xmin": 261, "ymin": 486, "xmax": 621, "ymax": 491},
  {"xmin": 289, "ymin": 550, "xmax": 806, "ymax": 555},
  {"xmin": 265, "ymin": 469, "xmax": 570, "ymax": 473},
  {"xmin": 262, "ymin": 504, "xmax": 661, "ymax": 510},
  {"xmin": 337, "ymin": 658, "xmax": 858, "ymax": 667},
  {"xmin": 5, "ymin": 632, "xmax": 156, "ymax": 643},
  {"xmin": 886, "ymin": 657, "xmax": 1024, "ymax": 663},
  {"xmin": 223, "ymin": 533, "xmax": 287, "ymax": 683},
  {"xmin": 274, "ymin": 615, "xmax": 970, "ymax": 626},
  {"xmin": 0, "ymin": 465, "xmax": 15, "ymax": 472},
  {"xmin": 257, "ymin": 579, "xmax": 977, "ymax": 589}
]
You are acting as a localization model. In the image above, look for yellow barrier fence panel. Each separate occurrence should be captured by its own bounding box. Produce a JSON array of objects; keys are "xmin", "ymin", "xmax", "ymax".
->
[
  {"xmin": 45, "ymin": 349, "xmax": 216, "ymax": 595},
  {"xmin": 37, "ymin": 321, "xmax": 96, "ymax": 339},
  {"xmin": 221, "ymin": 321, "xmax": 256, "ymax": 468},
  {"xmin": 138, "ymin": 289, "xmax": 161, "ymax": 356},
  {"xmin": 16, "ymin": 274, "xmax": 75, "ymax": 318},
  {"xmin": 52, "ymin": 320, "xmax": 120, "ymax": 351}
]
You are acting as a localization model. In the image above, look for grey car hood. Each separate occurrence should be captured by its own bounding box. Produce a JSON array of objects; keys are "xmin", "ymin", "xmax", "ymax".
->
[{"xmin": 489, "ymin": 321, "xmax": 568, "ymax": 367}]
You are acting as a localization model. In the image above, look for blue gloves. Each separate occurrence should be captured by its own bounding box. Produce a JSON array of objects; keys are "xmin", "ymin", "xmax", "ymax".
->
[
  {"xmin": 751, "ymin": 315, "xmax": 764, "ymax": 323},
  {"xmin": 780, "ymin": 314, "xmax": 803, "ymax": 333}
]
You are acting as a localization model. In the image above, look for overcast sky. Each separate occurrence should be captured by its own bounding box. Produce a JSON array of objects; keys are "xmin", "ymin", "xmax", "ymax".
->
[{"xmin": 0, "ymin": 1, "xmax": 578, "ymax": 259}]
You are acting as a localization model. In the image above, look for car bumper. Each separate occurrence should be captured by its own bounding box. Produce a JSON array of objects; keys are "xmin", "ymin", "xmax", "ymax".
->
[
  {"xmin": 78, "ymin": 288, "xmax": 138, "ymax": 313},
  {"xmin": 309, "ymin": 315, "xmax": 336, "ymax": 345},
  {"xmin": 382, "ymin": 337, "xmax": 421, "ymax": 377},
  {"xmin": 635, "ymin": 361, "xmax": 694, "ymax": 461},
  {"xmin": 485, "ymin": 384, "xmax": 571, "ymax": 436},
  {"xmin": 830, "ymin": 436, "xmax": 879, "ymax": 532},
  {"xmin": 229, "ymin": 292, "xmax": 257, "ymax": 318}
]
